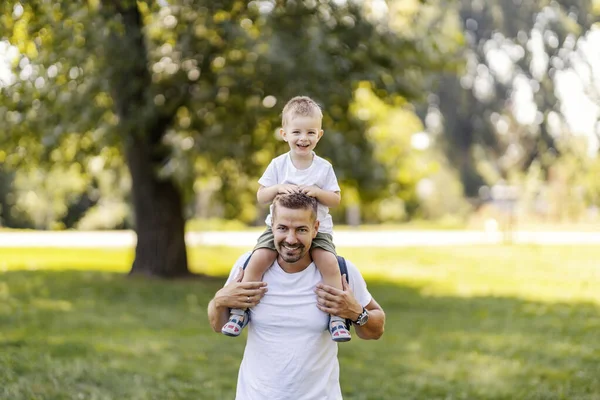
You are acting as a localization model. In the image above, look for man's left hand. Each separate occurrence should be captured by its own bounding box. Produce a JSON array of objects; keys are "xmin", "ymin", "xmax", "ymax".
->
[{"xmin": 315, "ymin": 275, "xmax": 362, "ymax": 321}]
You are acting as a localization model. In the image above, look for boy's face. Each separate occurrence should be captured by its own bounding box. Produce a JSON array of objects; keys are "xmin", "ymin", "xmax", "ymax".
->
[{"xmin": 280, "ymin": 115, "xmax": 324, "ymax": 158}]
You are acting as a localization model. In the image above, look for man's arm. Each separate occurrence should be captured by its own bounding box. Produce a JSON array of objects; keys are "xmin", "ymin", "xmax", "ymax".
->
[
  {"xmin": 352, "ymin": 298, "xmax": 385, "ymax": 340},
  {"xmin": 315, "ymin": 275, "xmax": 385, "ymax": 340},
  {"xmin": 207, "ymin": 268, "xmax": 268, "ymax": 332}
]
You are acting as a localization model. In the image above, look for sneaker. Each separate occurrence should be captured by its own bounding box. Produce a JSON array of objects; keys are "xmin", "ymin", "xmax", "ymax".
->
[
  {"xmin": 329, "ymin": 316, "xmax": 351, "ymax": 342},
  {"xmin": 221, "ymin": 309, "xmax": 249, "ymax": 337}
]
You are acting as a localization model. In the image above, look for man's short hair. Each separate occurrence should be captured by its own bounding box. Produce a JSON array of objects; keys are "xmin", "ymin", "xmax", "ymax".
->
[
  {"xmin": 272, "ymin": 192, "xmax": 318, "ymax": 222},
  {"xmin": 281, "ymin": 96, "xmax": 323, "ymax": 128}
]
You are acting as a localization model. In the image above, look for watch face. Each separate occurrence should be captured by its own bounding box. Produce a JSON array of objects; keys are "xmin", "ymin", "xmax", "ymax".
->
[{"xmin": 357, "ymin": 309, "xmax": 369, "ymax": 326}]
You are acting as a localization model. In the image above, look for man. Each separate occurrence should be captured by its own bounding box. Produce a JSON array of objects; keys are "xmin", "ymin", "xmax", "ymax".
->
[{"xmin": 208, "ymin": 193, "xmax": 385, "ymax": 399}]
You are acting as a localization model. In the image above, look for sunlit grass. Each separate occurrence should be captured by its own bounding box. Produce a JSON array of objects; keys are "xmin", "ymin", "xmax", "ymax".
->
[
  {"xmin": 3, "ymin": 245, "xmax": 600, "ymax": 305},
  {"xmin": 1, "ymin": 245, "xmax": 600, "ymax": 399}
]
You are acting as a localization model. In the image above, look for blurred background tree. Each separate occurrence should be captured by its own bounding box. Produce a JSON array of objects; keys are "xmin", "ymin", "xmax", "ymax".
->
[{"xmin": 429, "ymin": 0, "xmax": 598, "ymax": 200}]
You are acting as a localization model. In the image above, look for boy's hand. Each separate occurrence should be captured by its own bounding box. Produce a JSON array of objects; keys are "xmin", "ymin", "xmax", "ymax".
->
[
  {"xmin": 299, "ymin": 185, "xmax": 322, "ymax": 198},
  {"xmin": 277, "ymin": 184, "xmax": 300, "ymax": 194}
]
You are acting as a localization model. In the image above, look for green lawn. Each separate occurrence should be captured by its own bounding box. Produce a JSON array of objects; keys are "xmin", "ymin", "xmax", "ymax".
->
[{"xmin": 1, "ymin": 245, "xmax": 600, "ymax": 399}]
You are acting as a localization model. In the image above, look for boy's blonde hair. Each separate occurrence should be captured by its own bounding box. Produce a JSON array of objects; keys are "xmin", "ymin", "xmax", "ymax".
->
[{"xmin": 281, "ymin": 96, "xmax": 323, "ymax": 127}]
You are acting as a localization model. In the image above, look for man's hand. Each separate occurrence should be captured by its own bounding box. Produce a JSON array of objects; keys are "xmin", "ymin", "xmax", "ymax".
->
[
  {"xmin": 277, "ymin": 184, "xmax": 301, "ymax": 195},
  {"xmin": 214, "ymin": 268, "xmax": 268, "ymax": 309},
  {"xmin": 298, "ymin": 185, "xmax": 322, "ymax": 198},
  {"xmin": 208, "ymin": 268, "xmax": 269, "ymax": 333},
  {"xmin": 315, "ymin": 275, "xmax": 362, "ymax": 321}
]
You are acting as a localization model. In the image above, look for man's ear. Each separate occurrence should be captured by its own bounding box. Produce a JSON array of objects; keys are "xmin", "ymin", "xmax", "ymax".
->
[
  {"xmin": 313, "ymin": 220, "xmax": 320, "ymax": 237},
  {"xmin": 279, "ymin": 128, "xmax": 287, "ymax": 142}
]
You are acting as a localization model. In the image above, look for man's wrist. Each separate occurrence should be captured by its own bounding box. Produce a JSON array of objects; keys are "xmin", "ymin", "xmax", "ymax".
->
[
  {"xmin": 351, "ymin": 304, "xmax": 363, "ymax": 322},
  {"xmin": 213, "ymin": 291, "xmax": 227, "ymax": 309},
  {"xmin": 352, "ymin": 306, "xmax": 370, "ymax": 326}
]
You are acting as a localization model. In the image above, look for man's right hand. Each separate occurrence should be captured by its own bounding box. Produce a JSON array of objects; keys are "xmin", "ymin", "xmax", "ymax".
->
[{"xmin": 214, "ymin": 268, "xmax": 268, "ymax": 309}]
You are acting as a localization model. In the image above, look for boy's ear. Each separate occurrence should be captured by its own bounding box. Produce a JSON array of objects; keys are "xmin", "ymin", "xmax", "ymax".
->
[
  {"xmin": 279, "ymin": 128, "xmax": 287, "ymax": 142},
  {"xmin": 317, "ymin": 129, "xmax": 324, "ymax": 140}
]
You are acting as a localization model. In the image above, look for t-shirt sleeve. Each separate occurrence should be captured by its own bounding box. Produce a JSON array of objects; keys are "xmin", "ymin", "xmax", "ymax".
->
[
  {"xmin": 322, "ymin": 165, "xmax": 341, "ymax": 192},
  {"xmin": 345, "ymin": 259, "xmax": 372, "ymax": 307},
  {"xmin": 225, "ymin": 251, "xmax": 253, "ymax": 286},
  {"xmin": 258, "ymin": 159, "xmax": 279, "ymax": 187}
]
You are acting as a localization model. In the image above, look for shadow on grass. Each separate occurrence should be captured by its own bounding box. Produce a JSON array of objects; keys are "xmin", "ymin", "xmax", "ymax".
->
[{"xmin": 1, "ymin": 271, "xmax": 599, "ymax": 400}]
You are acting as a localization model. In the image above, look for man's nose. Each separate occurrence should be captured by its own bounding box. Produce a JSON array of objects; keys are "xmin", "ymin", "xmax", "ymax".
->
[{"xmin": 286, "ymin": 231, "xmax": 298, "ymax": 244}]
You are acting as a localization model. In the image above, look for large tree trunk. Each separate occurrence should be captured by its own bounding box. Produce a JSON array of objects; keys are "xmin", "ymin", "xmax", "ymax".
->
[
  {"xmin": 126, "ymin": 136, "xmax": 190, "ymax": 278},
  {"xmin": 104, "ymin": 1, "xmax": 190, "ymax": 277}
]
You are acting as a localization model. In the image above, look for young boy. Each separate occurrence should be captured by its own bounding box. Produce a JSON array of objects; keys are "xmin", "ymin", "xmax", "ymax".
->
[{"xmin": 221, "ymin": 96, "xmax": 351, "ymax": 342}]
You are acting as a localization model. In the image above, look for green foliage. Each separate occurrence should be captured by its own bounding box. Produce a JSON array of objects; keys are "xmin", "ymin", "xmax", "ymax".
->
[
  {"xmin": 432, "ymin": 0, "xmax": 598, "ymax": 197},
  {"xmin": 0, "ymin": 0, "xmax": 460, "ymax": 228},
  {"xmin": 2, "ymin": 244, "xmax": 600, "ymax": 398}
]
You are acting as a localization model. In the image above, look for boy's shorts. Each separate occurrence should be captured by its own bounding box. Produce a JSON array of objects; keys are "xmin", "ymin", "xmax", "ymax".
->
[{"xmin": 254, "ymin": 228, "xmax": 337, "ymax": 256}]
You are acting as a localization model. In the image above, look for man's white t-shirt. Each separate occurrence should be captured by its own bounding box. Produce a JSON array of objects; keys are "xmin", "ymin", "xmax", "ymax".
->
[
  {"xmin": 225, "ymin": 252, "xmax": 372, "ymax": 400},
  {"xmin": 258, "ymin": 152, "xmax": 341, "ymax": 234}
]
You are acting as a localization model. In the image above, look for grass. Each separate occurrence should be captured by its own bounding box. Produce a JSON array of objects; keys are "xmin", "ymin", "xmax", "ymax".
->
[{"xmin": 1, "ymin": 245, "xmax": 600, "ymax": 399}]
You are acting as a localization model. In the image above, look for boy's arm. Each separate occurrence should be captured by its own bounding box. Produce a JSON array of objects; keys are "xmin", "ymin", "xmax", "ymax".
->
[
  {"xmin": 299, "ymin": 186, "xmax": 341, "ymax": 207},
  {"xmin": 299, "ymin": 164, "xmax": 341, "ymax": 207},
  {"xmin": 257, "ymin": 185, "xmax": 281, "ymax": 204},
  {"xmin": 257, "ymin": 184, "xmax": 301, "ymax": 204}
]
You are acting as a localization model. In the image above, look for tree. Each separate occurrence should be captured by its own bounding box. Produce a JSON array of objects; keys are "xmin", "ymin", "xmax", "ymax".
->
[
  {"xmin": 0, "ymin": 1, "xmax": 453, "ymax": 277},
  {"xmin": 430, "ymin": 0, "xmax": 597, "ymax": 196}
]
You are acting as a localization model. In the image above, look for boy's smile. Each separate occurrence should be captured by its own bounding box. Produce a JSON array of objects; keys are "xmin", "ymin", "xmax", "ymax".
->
[{"xmin": 280, "ymin": 115, "xmax": 324, "ymax": 159}]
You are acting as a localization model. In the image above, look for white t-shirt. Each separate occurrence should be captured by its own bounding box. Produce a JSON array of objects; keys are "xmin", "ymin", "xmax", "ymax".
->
[
  {"xmin": 258, "ymin": 152, "xmax": 341, "ymax": 234},
  {"xmin": 225, "ymin": 252, "xmax": 372, "ymax": 400}
]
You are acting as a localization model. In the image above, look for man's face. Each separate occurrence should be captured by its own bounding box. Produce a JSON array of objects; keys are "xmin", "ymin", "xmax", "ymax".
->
[{"xmin": 272, "ymin": 206, "xmax": 319, "ymax": 264}]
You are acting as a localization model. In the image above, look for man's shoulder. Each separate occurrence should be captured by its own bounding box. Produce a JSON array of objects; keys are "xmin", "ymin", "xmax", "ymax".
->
[
  {"xmin": 339, "ymin": 257, "xmax": 360, "ymax": 275},
  {"xmin": 231, "ymin": 251, "xmax": 253, "ymax": 271},
  {"xmin": 236, "ymin": 251, "xmax": 253, "ymax": 266}
]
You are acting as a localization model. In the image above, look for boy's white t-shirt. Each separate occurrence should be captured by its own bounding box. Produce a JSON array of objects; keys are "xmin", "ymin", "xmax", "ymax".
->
[
  {"xmin": 258, "ymin": 152, "xmax": 340, "ymax": 234},
  {"xmin": 225, "ymin": 252, "xmax": 373, "ymax": 400}
]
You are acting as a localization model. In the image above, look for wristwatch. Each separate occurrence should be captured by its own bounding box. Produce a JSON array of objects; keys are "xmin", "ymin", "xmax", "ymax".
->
[{"xmin": 353, "ymin": 307, "xmax": 369, "ymax": 326}]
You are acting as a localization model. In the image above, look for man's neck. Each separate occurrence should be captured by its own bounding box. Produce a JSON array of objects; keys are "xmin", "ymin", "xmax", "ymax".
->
[{"xmin": 277, "ymin": 254, "xmax": 313, "ymax": 274}]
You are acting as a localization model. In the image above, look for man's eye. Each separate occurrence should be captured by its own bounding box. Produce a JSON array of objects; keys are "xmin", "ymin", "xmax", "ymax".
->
[
  {"xmin": 277, "ymin": 226, "xmax": 286, "ymax": 231},
  {"xmin": 298, "ymin": 228, "xmax": 308, "ymax": 233}
]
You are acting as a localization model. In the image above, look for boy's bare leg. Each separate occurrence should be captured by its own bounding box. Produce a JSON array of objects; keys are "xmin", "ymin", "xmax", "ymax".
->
[
  {"xmin": 312, "ymin": 248, "xmax": 351, "ymax": 342},
  {"xmin": 222, "ymin": 248, "xmax": 277, "ymax": 337},
  {"xmin": 242, "ymin": 248, "xmax": 278, "ymax": 282},
  {"xmin": 312, "ymin": 248, "xmax": 343, "ymax": 290}
]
